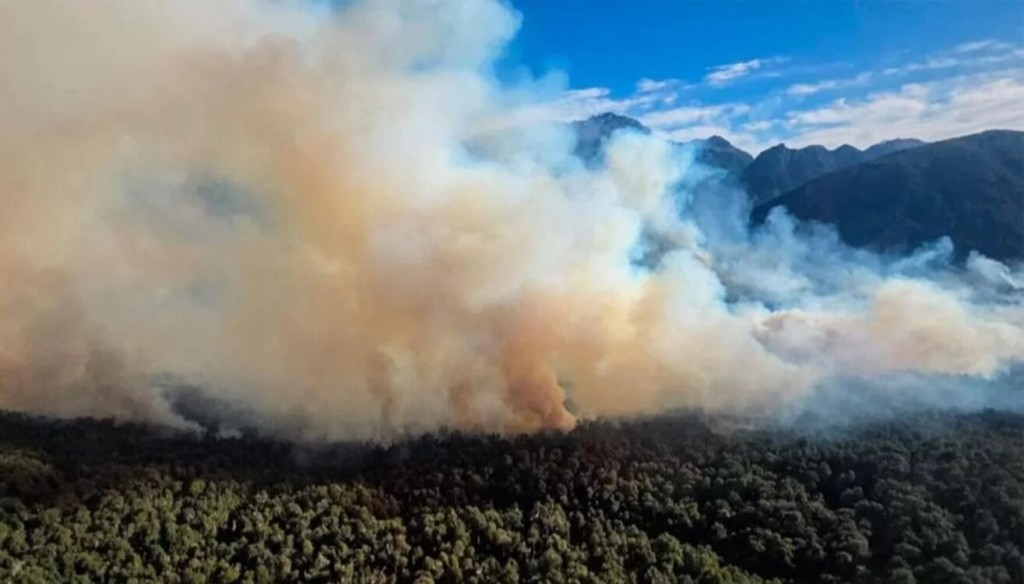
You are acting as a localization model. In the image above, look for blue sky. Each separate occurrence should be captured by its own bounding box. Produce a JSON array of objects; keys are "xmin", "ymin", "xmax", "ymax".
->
[{"xmin": 501, "ymin": 0, "xmax": 1024, "ymax": 153}]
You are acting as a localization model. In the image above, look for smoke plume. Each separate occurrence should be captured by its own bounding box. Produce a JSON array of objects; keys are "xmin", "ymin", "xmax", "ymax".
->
[{"xmin": 0, "ymin": 0, "xmax": 1021, "ymax": 440}]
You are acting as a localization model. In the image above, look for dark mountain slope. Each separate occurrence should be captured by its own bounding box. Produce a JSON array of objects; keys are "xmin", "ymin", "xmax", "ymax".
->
[
  {"xmin": 571, "ymin": 112, "xmax": 650, "ymax": 162},
  {"xmin": 863, "ymin": 137, "xmax": 926, "ymax": 159},
  {"xmin": 687, "ymin": 134, "xmax": 754, "ymax": 175},
  {"xmin": 752, "ymin": 130, "xmax": 1024, "ymax": 262},
  {"xmin": 742, "ymin": 143, "xmax": 863, "ymax": 205},
  {"xmin": 742, "ymin": 139, "xmax": 928, "ymax": 205}
]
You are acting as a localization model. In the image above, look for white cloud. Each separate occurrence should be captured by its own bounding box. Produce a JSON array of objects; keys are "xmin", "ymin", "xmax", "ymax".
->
[
  {"xmin": 640, "ymin": 104, "xmax": 731, "ymax": 128},
  {"xmin": 662, "ymin": 125, "xmax": 764, "ymax": 154},
  {"xmin": 705, "ymin": 57, "xmax": 785, "ymax": 86},
  {"xmin": 743, "ymin": 120, "xmax": 774, "ymax": 132},
  {"xmin": 787, "ymin": 81, "xmax": 839, "ymax": 97},
  {"xmin": 500, "ymin": 38, "xmax": 1024, "ymax": 156},
  {"xmin": 884, "ymin": 56, "xmax": 962, "ymax": 76},
  {"xmin": 567, "ymin": 87, "xmax": 609, "ymax": 100},
  {"xmin": 786, "ymin": 72, "xmax": 872, "ymax": 96},
  {"xmin": 787, "ymin": 84, "xmax": 930, "ymax": 127},
  {"xmin": 506, "ymin": 86, "xmax": 660, "ymax": 125},
  {"xmin": 781, "ymin": 71, "xmax": 1024, "ymax": 148},
  {"xmin": 509, "ymin": 75, "xmax": 691, "ymax": 127},
  {"xmin": 638, "ymin": 103, "xmax": 762, "ymax": 150},
  {"xmin": 954, "ymin": 39, "xmax": 1013, "ymax": 54},
  {"xmin": 884, "ymin": 41, "xmax": 1023, "ymax": 76},
  {"xmin": 636, "ymin": 78, "xmax": 676, "ymax": 93}
]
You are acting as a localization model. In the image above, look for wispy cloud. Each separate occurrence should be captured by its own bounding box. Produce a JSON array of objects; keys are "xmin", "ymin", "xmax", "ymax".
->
[
  {"xmin": 787, "ymin": 72, "xmax": 873, "ymax": 96},
  {"xmin": 954, "ymin": 39, "xmax": 1014, "ymax": 54},
  {"xmin": 743, "ymin": 120, "xmax": 774, "ymax": 132},
  {"xmin": 504, "ymin": 38, "xmax": 1024, "ymax": 155},
  {"xmin": 640, "ymin": 104, "xmax": 737, "ymax": 128},
  {"xmin": 636, "ymin": 78, "xmax": 677, "ymax": 93},
  {"xmin": 884, "ymin": 57, "xmax": 963, "ymax": 76},
  {"xmin": 663, "ymin": 124, "xmax": 743, "ymax": 143},
  {"xmin": 635, "ymin": 103, "xmax": 765, "ymax": 152},
  {"xmin": 505, "ymin": 86, "xmax": 659, "ymax": 125},
  {"xmin": 704, "ymin": 57, "xmax": 785, "ymax": 86},
  {"xmin": 782, "ymin": 71, "xmax": 1024, "ymax": 148},
  {"xmin": 884, "ymin": 39, "xmax": 1023, "ymax": 76}
]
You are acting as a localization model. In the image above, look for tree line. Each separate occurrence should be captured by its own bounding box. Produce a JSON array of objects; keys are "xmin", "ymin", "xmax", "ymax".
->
[{"xmin": 0, "ymin": 409, "xmax": 1021, "ymax": 583}]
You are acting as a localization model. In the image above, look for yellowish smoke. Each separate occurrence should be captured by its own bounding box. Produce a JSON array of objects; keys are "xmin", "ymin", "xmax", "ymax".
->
[{"xmin": 0, "ymin": 0, "xmax": 1020, "ymax": 439}]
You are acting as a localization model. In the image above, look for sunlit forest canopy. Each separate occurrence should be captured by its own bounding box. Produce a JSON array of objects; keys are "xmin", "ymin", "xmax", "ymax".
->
[{"xmin": 1, "ymin": 410, "xmax": 1021, "ymax": 583}]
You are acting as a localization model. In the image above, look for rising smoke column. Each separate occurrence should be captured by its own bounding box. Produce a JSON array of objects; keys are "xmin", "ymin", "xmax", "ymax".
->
[{"xmin": 0, "ymin": 0, "xmax": 1021, "ymax": 440}]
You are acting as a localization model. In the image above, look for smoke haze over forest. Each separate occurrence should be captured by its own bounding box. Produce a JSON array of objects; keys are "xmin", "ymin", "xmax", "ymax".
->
[{"xmin": 0, "ymin": 0, "xmax": 1021, "ymax": 441}]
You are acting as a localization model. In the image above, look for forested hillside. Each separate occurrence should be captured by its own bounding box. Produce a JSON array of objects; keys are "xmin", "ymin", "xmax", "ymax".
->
[{"xmin": 1, "ymin": 410, "xmax": 1022, "ymax": 583}]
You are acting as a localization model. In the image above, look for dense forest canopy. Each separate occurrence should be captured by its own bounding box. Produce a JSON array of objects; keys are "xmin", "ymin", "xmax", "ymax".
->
[{"xmin": 1, "ymin": 409, "xmax": 1022, "ymax": 583}]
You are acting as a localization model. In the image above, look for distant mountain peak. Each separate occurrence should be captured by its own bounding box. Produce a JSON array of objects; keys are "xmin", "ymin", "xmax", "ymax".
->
[
  {"xmin": 690, "ymin": 135, "xmax": 753, "ymax": 175},
  {"xmin": 871, "ymin": 137, "xmax": 924, "ymax": 147},
  {"xmin": 570, "ymin": 112, "xmax": 754, "ymax": 175},
  {"xmin": 705, "ymin": 135, "xmax": 734, "ymax": 148},
  {"xmin": 589, "ymin": 111, "xmax": 643, "ymax": 124},
  {"xmin": 863, "ymin": 138, "xmax": 927, "ymax": 159},
  {"xmin": 571, "ymin": 113, "xmax": 651, "ymax": 163},
  {"xmin": 573, "ymin": 112, "xmax": 650, "ymax": 135}
]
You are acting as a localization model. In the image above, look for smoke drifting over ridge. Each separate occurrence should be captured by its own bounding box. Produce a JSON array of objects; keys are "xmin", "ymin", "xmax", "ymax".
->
[{"xmin": 0, "ymin": 0, "xmax": 1021, "ymax": 440}]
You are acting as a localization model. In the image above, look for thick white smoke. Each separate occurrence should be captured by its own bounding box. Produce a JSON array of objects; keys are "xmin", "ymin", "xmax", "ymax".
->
[{"xmin": 0, "ymin": 0, "xmax": 1020, "ymax": 440}]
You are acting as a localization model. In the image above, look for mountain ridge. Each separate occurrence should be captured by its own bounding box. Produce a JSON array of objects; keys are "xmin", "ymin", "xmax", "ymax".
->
[
  {"xmin": 571, "ymin": 113, "xmax": 754, "ymax": 175},
  {"xmin": 751, "ymin": 129, "xmax": 1024, "ymax": 262},
  {"xmin": 570, "ymin": 113, "xmax": 928, "ymax": 196},
  {"xmin": 741, "ymin": 138, "xmax": 926, "ymax": 205},
  {"xmin": 570, "ymin": 113, "xmax": 1022, "ymax": 263}
]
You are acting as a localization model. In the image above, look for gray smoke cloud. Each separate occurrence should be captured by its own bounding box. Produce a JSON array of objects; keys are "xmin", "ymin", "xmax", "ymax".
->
[{"xmin": 0, "ymin": 0, "xmax": 1020, "ymax": 440}]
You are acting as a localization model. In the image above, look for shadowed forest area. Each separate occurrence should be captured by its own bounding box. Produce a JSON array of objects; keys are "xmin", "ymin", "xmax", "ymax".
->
[{"xmin": 0, "ymin": 410, "xmax": 1022, "ymax": 584}]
